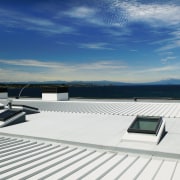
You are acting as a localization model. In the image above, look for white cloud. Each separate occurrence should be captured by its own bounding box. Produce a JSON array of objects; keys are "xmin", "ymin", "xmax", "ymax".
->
[
  {"xmin": 61, "ymin": 6, "xmax": 107, "ymax": 26},
  {"xmin": 0, "ymin": 68, "xmax": 46, "ymax": 82},
  {"xmin": 1, "ymin": 58, "xmax": 180, "ymax": 83},
  {"xmin": 161, "ymin": 56, "xmax": 176, "ymax": 63},
  {"xmin": 0, "ymin": 59, "xmax": 64, "ymax": 68},
  {"xmin": 135, "ymin": 65, "xmax": 179, "ymax": 74},
  {"xmin": 62, "ymin": 4, "xmax": 129, "ymax": 27},
  {"xmin": 0, "ymin": 58, "xmax": 127, "ymax": 82},
  {"xmin": 79, "ymin": 43, "xmax": 114, "ymax": 50},
  {"xmin": 0, "ymin": 8, "xmax": 74, "ymax": 35},
  {"xmin": 21, "ymin": 17, "xmax": 54, "ymax": 27},
  {"xmin": 171, "ymin": 30, "xmax": 180, "ymax": 37},
  {"xmin": 2, "ymin": 1, "xmax": 180, "ymax": 37},
  {"xmin": 122, "ymin": 64, "xmax": 180, "ymax": 83},
  {"xmin": 157, "ymin": 39, "xmax": 180, "ymax": 51},
  {"xmin": 158, "ymin": 51, "xmax": 174, "ymax": 56},
  {"xmin": 153, "ymin": 29, "xmax": 180, "ymax": 51},
  {"xmin": 0, "ymin": 58, "xmax": 126, "ymax": 71},
  {"xmin": 59, "ymin": 1, "xmax": 180, "ymax": 39},
  {"xmin": 64, "ymin": 6, "xmax": 96, "ymax": 19},
  {"xmin": 103, "ymin": 27, "xmax": 131, "ymax": 37},
  {"xmin": 130, "ymin": 49, "xmax": 138, "ymax": 52},
  {"xmin": 80, "ymin": 61, "xmax": 126, "ymax": 70},
  {"xmin": 112, "ymin": 1, "xmax": 180, "ymax": 27}
]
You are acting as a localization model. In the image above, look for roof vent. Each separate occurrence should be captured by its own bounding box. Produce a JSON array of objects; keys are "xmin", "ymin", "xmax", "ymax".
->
[
  {"xmin": 11, "ymin": 104, "xmax": 39, "ymax": 114},
  {"xmin": 0, "ymin": 103, "xmax": 4, "ymax": 110},
  {"xmin": 5, "ymin": 100, "xmax": 39, "ymax": 115},
  {"xmin": 0, "ymin": 88, "xmax": 8, "ymax": 99},
  {"xmin": 42, "ymin": 87, "xmax": 69, "ymax": 101},
  {"xmin": 122, "ymin": 116, "xmax": 166, "ymax": 144}
]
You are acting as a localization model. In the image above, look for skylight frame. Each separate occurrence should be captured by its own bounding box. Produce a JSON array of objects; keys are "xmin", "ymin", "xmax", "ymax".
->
[
  {"xmin": 0, "ymin": 110, "xmax": 23, "ymax": 122},
  {"xmin": 127, "ymin": 116, "xmax": 163, "ymax": 135},
  {"xmin": 0, "ymin": 105, "xmax": 4, "ymax": 110}
]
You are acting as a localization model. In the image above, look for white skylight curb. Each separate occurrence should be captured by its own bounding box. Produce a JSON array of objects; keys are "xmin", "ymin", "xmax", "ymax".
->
[{"xmin": 122, "ymin": 119, "xmax": 166, "ymax": 144}]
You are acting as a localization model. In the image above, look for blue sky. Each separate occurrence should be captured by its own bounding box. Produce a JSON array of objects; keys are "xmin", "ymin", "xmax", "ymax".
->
[{"xmin": 0, "ymin": 0, "xmax": 180, "ymax": 83}]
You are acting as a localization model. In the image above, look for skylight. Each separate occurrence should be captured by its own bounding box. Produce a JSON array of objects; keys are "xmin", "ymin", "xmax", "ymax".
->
[
  {"xmin": 0, "ymin": 110, "xmax": 22, "ymax": 122},
  {"xmin": 127, "ymin": 116, "xmax": 162, "ymax": 135},
  {"xmin": 122, "ymin": 115, "xmax": 166, "ymax": 144},
  {"xmin": 0, "ymin": 109, "xmax": 26, "ymax": 128}
]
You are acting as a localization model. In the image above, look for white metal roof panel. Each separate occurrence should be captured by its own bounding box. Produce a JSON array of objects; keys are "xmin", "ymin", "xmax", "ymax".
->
[
  {"xmin": 137, "ymin": 158, "xmax": 163, "ymax": 180},
  {"xmin": 0, "ymin": 99, "xmax": 180, "ymax": 117},
  {"xmin": 172, "ymin": 162, "xmax": 180, "ymax": 180},
  {"xmin": 1, "ymin": 99, "xmax": 180, "ymax": 179},
  {"xmin": 1, "ymin": 111, "xmax": 180, "ymax": 158},
  {"xmin": 1, "ymin": 99, "xmax": 180, "ymax": 118},
  {"xmin": 0, "ymin": 135, "xmax": 180, "ymax": 180},
  {"xmin": 154, "ymin": 160, "xmax": 177, "ymax": 180}
]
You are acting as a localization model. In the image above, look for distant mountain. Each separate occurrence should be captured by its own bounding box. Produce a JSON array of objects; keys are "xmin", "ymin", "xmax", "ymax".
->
[
  {"xmin": 1, "ymin": 78, "xmax": 180, "ymax": 87},
  {"xmin": 66, "ymin": 80, "xmax": 131, "ymax": 86},
  {"xmin": 148, "ymin": 78, "xmax": 180, "ymax": 85},
  {"xmin": 60, "ymin": 79, "xmax": 180, "ymax": 85}
]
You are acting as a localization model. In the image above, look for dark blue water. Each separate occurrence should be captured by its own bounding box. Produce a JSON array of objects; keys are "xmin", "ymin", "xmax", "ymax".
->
[{"xmin": 7, "ymin": 85, "xmax": 180, "ymax": 99}]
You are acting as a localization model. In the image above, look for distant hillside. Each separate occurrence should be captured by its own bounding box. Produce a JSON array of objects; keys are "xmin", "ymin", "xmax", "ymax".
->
[
  {"xmin": 1, "ymin": 78, "xmax": 180, "ymax": 87},
  {"xmin": 148, "ymin": 79, "xmax": 180, "ymax": 85},
  {"xmin": 31, "ymin": 79, "xmax": 180, "ymax": 85}
]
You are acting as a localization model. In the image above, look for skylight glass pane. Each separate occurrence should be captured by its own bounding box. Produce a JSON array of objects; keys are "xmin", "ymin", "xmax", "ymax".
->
[
  {"xmin": 0, "ymin": 110, "xmax": 21, "ymax": 122},
  {"xmin": 128, "ymin": 116, "xmax": 162, "ymax": 135}
]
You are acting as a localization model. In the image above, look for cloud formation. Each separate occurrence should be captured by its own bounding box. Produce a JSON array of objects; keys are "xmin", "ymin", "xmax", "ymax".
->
[
  {"xmin": 110, "ymin": 1, "xmax": 180, "ymax": 26},
  {"xmin": 79, "ymin": 43, "xmax": 114, "ymax": 50},
  {"xmin": 0, "ymin": 58, "xmax": 126, "ymax": 71},
  {"xmin": 0, "ymin": 8, "xmax": 74, "ymax": 35},
  {"xmin": 64, "ymin": 6, "xmax": 96, "ymax": 19},
  {"xmin": 0, "ymin": 58, "xmax": 127, "ymax": 82},
  {"xmin": 2, "ymin": 1, "xmax": 180, "ymax": 39},
  {"xmin": 161, "ymin": 56, "xmax": 176, "ymax": 63},
  {"xmin": 1, "ymin": 58, "xmax": 179, "ymax": 83},
  {"xmin": 154, "ymin": 34, "xmax": 180, "ymax": 52},
  {"xmin": 1, "ymin": 0, "xmax": 180, "ymax": 83},
  {"xmin": 60, "ymin": 0, "xmax": 180, "ymax": 29}
]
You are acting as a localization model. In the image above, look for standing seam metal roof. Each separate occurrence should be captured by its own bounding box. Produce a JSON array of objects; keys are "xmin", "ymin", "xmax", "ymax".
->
[
  {"xmin": 1, "ymin": 99, "xmax": 180, "ymax": 118},
  {"xmin": 0, "ymin": 134, "xmax": 180, "ymax": 180}
]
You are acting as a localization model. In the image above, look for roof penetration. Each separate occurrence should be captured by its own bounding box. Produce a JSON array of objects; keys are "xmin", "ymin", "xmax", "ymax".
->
[
  {"xmin": 0, "ymin": 103, "xmax": 4, "ymax": 109},
  {"xmin": 123, "ymin": 116, "xmax": 166, "ymax": 144},
  {"xmin": 127, "ymin": 116, "xmax": 163, "ymax": 135},
  {"xmin": 10, "ymin": 104, "xmax": 39, "ymax": 115},
  {"xmin": 0, "ymin": 110, "xmax": 22, "ymax": 122},
  {"xmin": 0, "ymin": 109, "xmax": 26, "ymax": 128}
]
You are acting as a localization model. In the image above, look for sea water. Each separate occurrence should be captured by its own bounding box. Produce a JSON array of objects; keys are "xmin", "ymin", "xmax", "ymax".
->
[{"xmin": 7, "ymin": 85, "xmax": 180, "ymax": 99}]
